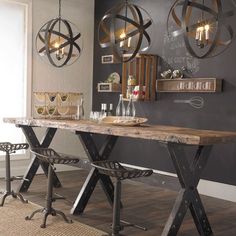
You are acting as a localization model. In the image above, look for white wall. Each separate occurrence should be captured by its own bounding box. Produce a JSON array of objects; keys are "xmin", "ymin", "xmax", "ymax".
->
[
  {"xmin": 0, "ymin": 0, "xmax": 95, "ymax": 177},
  {"xmin": 32, "ymin": 0, "xmax": 94, "ymax": 156}
]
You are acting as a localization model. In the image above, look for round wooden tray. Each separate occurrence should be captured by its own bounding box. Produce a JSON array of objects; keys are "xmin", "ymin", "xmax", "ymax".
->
[{"xmin": 101, "ymin": 116, "xmax": 148, "ymax": 126}]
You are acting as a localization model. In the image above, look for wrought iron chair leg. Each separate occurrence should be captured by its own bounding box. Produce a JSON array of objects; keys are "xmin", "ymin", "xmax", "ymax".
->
[
  {"xmin": 25, "ymin": 208, "xmax": 44, "ymax": 221},
  {"xmin": 11, "ymin": 191, "xmax": 17, "ymax": 198},
  {"xmin": 0, "ymin": 192, "xmax": 9, "ymax": 206},
  {"xmin": 55, "ymin": 209, "xmax": 73, "ymax": 224},
  {"xmin": 41, "ymin": 212, "xmax": 50, "ymax": 228},
  {"xmin": 112, "ymin": 179, "xmax": 123, "ymax": 236}
]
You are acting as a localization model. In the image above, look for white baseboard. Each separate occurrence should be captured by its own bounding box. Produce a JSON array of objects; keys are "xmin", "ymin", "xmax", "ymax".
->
[
  {"xmin": 122, "ymin": 163, "xmax": 236, "ymax": 203},
  {"xmin": 198, "ymin": 179, "xmax": 236, "ymax": 203}
]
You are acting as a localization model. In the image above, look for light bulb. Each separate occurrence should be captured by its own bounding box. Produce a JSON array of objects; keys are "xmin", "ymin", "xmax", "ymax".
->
[
  {"xmin": 120, "ymin": 31, "xmax": 126, "ymax": 48},
  {"xmin": 204, "ymin": 24, "xmax": 210, "ymax": 41},
  {"xmin": 120, "ymin": 32, "xmax": 126, "ymax": 39},
  {"xmin": 204, "ymin": 24, "xmax": 210, "ymax": 31},
  {"xmin": 54, "ymin": 42, "xmax": 60, "ymax": 48},
  {"xmin": 128, "ymin": 37, "xmax": 131, "ymax": 48},
  {"xmin": 195, "ymin": 27, "xmax": 200, "ymax": 40},
  {"xmin": 54, "ymin": 41, "xmax": 64, "ymax": 60}
]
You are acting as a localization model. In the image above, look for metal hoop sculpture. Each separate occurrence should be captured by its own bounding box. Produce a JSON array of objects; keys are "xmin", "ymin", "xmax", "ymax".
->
[
  {"xmin": 167, "ymin": 0, "xmax": 234, "ymax": 59},
  {"xmin": 98, "ymin": 1, "xmax": 152, "ymax": 63},
  {"xmin": 36, "ymin": 0, "xmax": 82, "ymax": 68}
]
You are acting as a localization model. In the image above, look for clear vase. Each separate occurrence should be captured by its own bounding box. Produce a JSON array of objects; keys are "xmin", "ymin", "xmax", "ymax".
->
[
  {"xmin": 77, "ymin": 96, "xmax": 84, "ymax": 120},
  {"xmin": 116, "ymin": 94, "xmax": 126, "ymax": 117},
  {"xmin": 126, "ymin": 95, "xmax": 136, "ymax": 118}
]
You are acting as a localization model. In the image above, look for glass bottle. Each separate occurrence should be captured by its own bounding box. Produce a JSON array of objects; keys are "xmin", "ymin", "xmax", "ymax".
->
[
  {"xmin": 101, "ymin": 103, "xmax": 106, "ymax": 118},
  {"xmin": 126, "ymin": 95, "xmax": 136, "ymax": 118},
  {"xmin": 77, "ymin": 96, "xmax": 84, "ymax": 119},
  {"xmin": 108, "ymin": 103, "xmax": 113, "ymax": 116},
  {"xmin": 116, "ymin": 94, "xmax": 126, "ymax": 117},
  {"xmin": 103, "ymin": 103, "xmax": 107, "ymax": 117}
]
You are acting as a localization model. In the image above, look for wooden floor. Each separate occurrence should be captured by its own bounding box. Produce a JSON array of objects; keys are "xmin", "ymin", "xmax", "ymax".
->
[{"xmin": 1, "ymin": 170, "xmax": 236, "ymax": 235}]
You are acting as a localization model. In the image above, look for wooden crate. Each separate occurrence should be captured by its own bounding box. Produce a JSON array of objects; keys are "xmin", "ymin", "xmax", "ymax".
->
[{"xmin": 122, "ymin": 54, "xmax": 158, "ymax": 101}]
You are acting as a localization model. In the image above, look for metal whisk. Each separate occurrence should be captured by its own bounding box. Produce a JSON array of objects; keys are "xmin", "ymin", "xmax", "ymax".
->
[{"xmin": 174, "ymin": 96, "xmax": 204, "ymax": 109}]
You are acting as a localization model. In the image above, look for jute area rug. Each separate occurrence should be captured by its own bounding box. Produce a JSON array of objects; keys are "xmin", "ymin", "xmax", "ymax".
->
[{"xmin": 0, "ymin": 199, "xmax": 107, "ymax": 236}]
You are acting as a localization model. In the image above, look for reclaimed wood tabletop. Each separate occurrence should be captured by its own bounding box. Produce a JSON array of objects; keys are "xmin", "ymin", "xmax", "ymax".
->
[{"xmin": 4, "ymin": 117, "xmax": 236, "ymax": 145}]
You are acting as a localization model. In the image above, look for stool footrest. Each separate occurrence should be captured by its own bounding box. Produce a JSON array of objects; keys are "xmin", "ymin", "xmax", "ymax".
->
[
  {"xmin": 52, "ymin": 196, "xmax": 66, "ymax": 201},
  {"xmin": 10, "ymin": 176, "xmax": 29, "ymax": 182},
  {"xmin": 120, "ymin": 220, "xmax": 147, "ymax": 231}
]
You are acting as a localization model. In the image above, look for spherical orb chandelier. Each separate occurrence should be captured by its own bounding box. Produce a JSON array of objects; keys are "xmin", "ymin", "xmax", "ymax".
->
[
  {"xmin": 98, "ymin": 0, "xmax": 152, "ymax": 63},
  {"xmin": 167, "ymin": 0, "xmax": 235, "ymax": 59},
  {"xmin": 36, "ymin": 0, "xmax": 82, "ymax": 68}
]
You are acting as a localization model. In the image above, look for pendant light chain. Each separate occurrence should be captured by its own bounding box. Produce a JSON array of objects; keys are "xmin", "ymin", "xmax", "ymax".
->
[
  {"xmin": 59, "ymin": 0, "xmax": 62, "ymax": 19},
  {"xmin": 58, "ymin": 0, "xmax": 62, "ymax": 42},
  {"xmin": 124, "ymin": 0, "xmax": 128, "ymax": 33},
  {"xmin": 201, "ymin": 0, "xmax": 205, "ymax": 21}
]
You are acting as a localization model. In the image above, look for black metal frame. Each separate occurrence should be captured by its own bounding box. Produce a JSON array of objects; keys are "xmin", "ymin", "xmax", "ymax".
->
[
  {"xmin": 70, "ymin": 132, "xmax": 118, "ymax": 214},
  {"xmin": 98, "ymin": 0, "xmax": 152, "ymax": 62},
  {"xmin": 167, "ymin": 0, "xmax": 234, "ymax": 58},
  {"xmin": 16, "ymin": 124, "xmax": 214, "ymax": 235},
  {"xmin": 36, "ymin": 0, "xmax": 82, "ymax": 68},
  {"xmin": 162, "ymin": 143, "xmax": 213, "ymax": 236},
  {"xmin": 16, "ymin": 125, "xmax": 61, "ymax": 193}
]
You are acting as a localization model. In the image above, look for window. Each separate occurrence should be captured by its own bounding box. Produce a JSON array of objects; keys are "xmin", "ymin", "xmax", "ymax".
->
[{"xmin": 0, "ymin": 0, "xmax": 32, "ymax": 157}]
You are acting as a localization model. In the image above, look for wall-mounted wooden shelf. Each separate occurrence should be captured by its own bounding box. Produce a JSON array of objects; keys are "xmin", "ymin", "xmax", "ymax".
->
[{"xmin": 157, "ymin": 78, "xmax": 222, "ymax": 93}]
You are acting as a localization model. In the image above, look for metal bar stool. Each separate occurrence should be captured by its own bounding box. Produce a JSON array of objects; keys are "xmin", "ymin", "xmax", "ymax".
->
[
  {"xmin": 91, "ymin": 160, "xmax": 153, "ymax": 236},
  {"xmin": 0, "ymin": 142, "xmax": 29, "ymax": 206},
  {"xmin": 25, "ymin": 148, "xmax": 80, "ymax": 228}
]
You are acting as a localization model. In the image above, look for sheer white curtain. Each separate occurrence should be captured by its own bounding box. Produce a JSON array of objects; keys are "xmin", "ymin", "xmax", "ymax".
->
[{"xmin": 0, "ymin": 0, "xmax": 30, "ymax": 152}]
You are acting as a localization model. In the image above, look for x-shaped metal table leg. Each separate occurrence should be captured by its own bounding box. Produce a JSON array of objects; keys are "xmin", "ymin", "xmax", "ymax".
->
[
  {"xmin": 71, "ymin": 131, "xmax": 118, "ymax": 215},
  {"xmin": 17, "ymin": 125, "xmax": 62, "ymax": 193},
  {"xmin": 162, "ymin": 143, "xmax": 213, "ymax": 236}
]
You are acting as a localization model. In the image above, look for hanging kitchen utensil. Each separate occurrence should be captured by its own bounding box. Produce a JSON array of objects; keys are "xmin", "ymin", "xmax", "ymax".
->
[{"xmin": 174, "ymin": 96, "xmax": 204, "ymax": 109}]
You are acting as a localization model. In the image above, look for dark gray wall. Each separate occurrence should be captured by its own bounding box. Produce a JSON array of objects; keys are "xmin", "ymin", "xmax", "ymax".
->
[{"xmin": 93, "ymin": 0, "xmax": 236, "ymax": 185}]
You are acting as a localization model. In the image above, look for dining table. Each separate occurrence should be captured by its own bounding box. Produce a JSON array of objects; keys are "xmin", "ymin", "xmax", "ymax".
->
[{"xmin": 4, "ymin": 117, "xmax": 236, "ymax": 236}]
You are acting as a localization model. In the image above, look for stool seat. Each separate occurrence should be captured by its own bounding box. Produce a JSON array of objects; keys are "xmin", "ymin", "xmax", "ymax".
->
[
  {"xmin": 91, "ymin": 160, "xmax": 153, "ymax": 180},
  {"xmin": 91, "ymin": 160, "xmax": 153, "ymax": 236},
  {"xmin": 31, "ymin": 148, "xmax": 80, "ymax": 165},
  {"xmin": 0, "ymin": 143, "xmax": 29, "ymax": 154},
  {"xmin": 26, "ymin": 148, "xmax": 80, "ymax": 228},
  {"xmin": 0, "ymin": 142, "xmax": 29, "ymax": 206}
]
